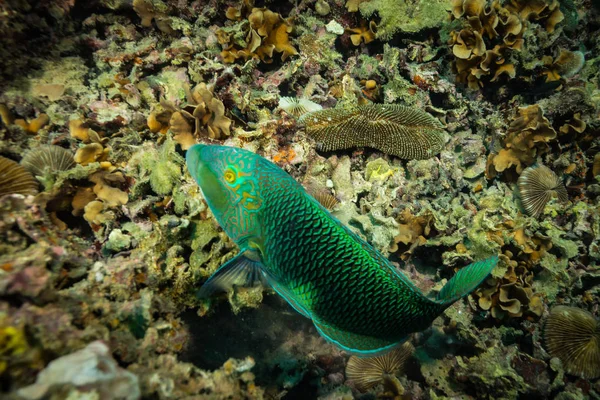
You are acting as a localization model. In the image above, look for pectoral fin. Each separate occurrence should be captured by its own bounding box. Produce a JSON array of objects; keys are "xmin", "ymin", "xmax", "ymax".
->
[
  {"xmin": 313, "ymin": 319, "xmax": 407, "ymax": 356},
  {"xmin": 196, "ymin": 251, "xmax": 267, "ymax": 298}
]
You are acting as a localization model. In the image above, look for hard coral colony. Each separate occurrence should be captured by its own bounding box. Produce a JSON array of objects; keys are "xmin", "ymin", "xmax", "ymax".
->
[{"xmin": 0, "ymin": 0, "xmax": 599, "ymax": 399}]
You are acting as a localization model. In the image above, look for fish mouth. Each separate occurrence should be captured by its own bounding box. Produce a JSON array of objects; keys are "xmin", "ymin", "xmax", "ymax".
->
[
  {"xmin": 185, "ymin": 144, "xmax": 207, "ymax": 183},
  {"xmin": 186, "ymin": 144, "xmax": 228, "ymax": 210}
]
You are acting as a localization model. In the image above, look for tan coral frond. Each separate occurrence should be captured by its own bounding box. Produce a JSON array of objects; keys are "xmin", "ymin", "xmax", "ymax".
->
[
  {"xmin": 346, "ymin": 21, "xmax": 377, "ymax": 46},
  {"xmin": 517, "ymin": 165, "xmax": 567, "ymax": 218},
  {"xmin": 593, "ymin": 154, "xmax": 600, "ymax": 178},
  {"xmin": 346, "ymin": 342, "xmax": 414, "ymax": 392},
  {"xmin": 74, "ymin": 143, "xmax": 107, "ymax": 166},
  {"xmin": 559, "ymin": 113, "xmax": 586, "ymax": 136},
  {"xmin": 545, "ymin": 306, "xmax": 600, "ymax": 379},
  {"xmin": 20, "ymin": 145, "xmax": 75, "ymax": 177},
  {"xmin": 301, "ymin": 104, "xmax": 447, "ymax": 160},
  {"xmin": 0, "ymin": 156, "xmax": 39, "ymax": 196},
  {"xmin": 487, "ymin": 105, "xmax": 557, "ymax": 178}
]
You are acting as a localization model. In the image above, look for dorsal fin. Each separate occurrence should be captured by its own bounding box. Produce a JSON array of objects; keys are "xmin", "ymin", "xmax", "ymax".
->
[{"xmin": 304, "ymin": 184, "xmax": 340, "ymax": 211}]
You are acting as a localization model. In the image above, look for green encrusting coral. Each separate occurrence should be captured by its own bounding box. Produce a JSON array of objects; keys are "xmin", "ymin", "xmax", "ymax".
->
[
  {"xmin": 300, "ymin": 104, "xmax": 447, "ymax": 160},
  {"xmin": 0, "ymin": 0, "xmax": 599, "ymax": 397},
  {"xmin": 357, "ymin": 0, "xmax": 451, "ymax": 39}
]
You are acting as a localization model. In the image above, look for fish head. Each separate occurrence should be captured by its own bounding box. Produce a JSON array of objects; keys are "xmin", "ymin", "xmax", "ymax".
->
[{"xmin": 186, "ymin": 144, "xmax": 264, "ymax": 243}]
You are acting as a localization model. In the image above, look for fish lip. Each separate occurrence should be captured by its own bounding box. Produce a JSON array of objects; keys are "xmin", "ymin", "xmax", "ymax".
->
[{"xmin": 186, "ymin": 144, "xmax": 208, "ymax": 182}]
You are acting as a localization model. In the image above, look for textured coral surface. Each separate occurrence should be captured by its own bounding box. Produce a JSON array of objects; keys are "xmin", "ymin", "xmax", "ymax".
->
[{"xmin": 0, "ymin": 0, "xmax": 599, "ymax": 399}]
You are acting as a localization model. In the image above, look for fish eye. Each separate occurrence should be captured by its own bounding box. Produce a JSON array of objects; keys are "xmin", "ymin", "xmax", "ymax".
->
[{"xmin": 224, "ymin": 168, "xmax": 236, "ymax": 183}]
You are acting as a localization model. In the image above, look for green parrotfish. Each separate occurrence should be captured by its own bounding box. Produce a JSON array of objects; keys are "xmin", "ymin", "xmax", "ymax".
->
[{"xmin": 186, "ymin": 144, "xmax": 497, "ymax": 356}]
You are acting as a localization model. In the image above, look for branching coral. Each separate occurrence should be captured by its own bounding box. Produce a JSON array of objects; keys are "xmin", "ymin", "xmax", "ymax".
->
[
  {"xmin": 486, "ymin": 104, "xmax": 556, "ymax": 178},
  {"xmin": 217, "ymin": 6, "xmax": 297, "ymax": 64},
  {"xmin": 300, "ymin": 104, "xmax": 447, "ymax": 160}
]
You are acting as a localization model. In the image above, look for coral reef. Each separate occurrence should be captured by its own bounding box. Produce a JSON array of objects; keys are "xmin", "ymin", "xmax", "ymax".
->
[
  {"xmin": 0, "ymin": 0, "xmax": 599, "ymax": 398},
  {"xmin": 448, "ymin": 0, "xmax": 566, "ymax": 90},
  {"xmin": 17, "ymin": 341, "xmax": 141, "ymax": 400}
]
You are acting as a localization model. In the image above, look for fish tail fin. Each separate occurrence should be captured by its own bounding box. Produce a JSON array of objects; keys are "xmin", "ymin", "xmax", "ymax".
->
[{"xmin": 435, "ymin": 256, "xmax": 498, "ymax": 307}]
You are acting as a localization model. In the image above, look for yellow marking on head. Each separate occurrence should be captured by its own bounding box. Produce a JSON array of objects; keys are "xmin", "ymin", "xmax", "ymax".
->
[{"xmin": 224, "ymin": 168, "xmax": 236, "ymax": 183}]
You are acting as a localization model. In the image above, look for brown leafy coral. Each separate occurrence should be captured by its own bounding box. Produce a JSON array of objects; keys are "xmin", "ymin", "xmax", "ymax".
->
[
  {"xmin": 147, "ymin": 83, "xmax": 232, "ymax": 149},
  {"xmin": 449, "ymin": 0, "xmax": 564, "ymax": 89},
  {"xmin": 473, "ymin": 217, "xmax": 554, "ymax": 320},
  {"xmin": 449, "ymin": 0, "xmax": 524, "ymax": 89},
  {"xmin": 346, "ymin": 21, "xmax": 377, "ymax": 46},
  {"xmin": 476, "ymin": 250, "xmax": 545, "ymax": 319},
  {"xmin": 542, "ymin": 49, "xmax": 585, "ymax": 82},
  {"xmin": 217, "ymin": 5, "xmax": 297, "ymax": 64},
  {"xmin": 133, "ymin": 0, "xmax": 176, "ymax": 35},
  {"xmin": 504, "ymin": 0, "xmax": 564, "ymax": 33},
  {"xmin": 390, "ymin": 208, "xmax": 434, "ymax": 260},
  {"xmin": 0, "ymin": 104, "xmax": 49, "ymax": 134},
  {"xmin": 486, "ymin": 104, "xmax": 556, "ymax": 179}
]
